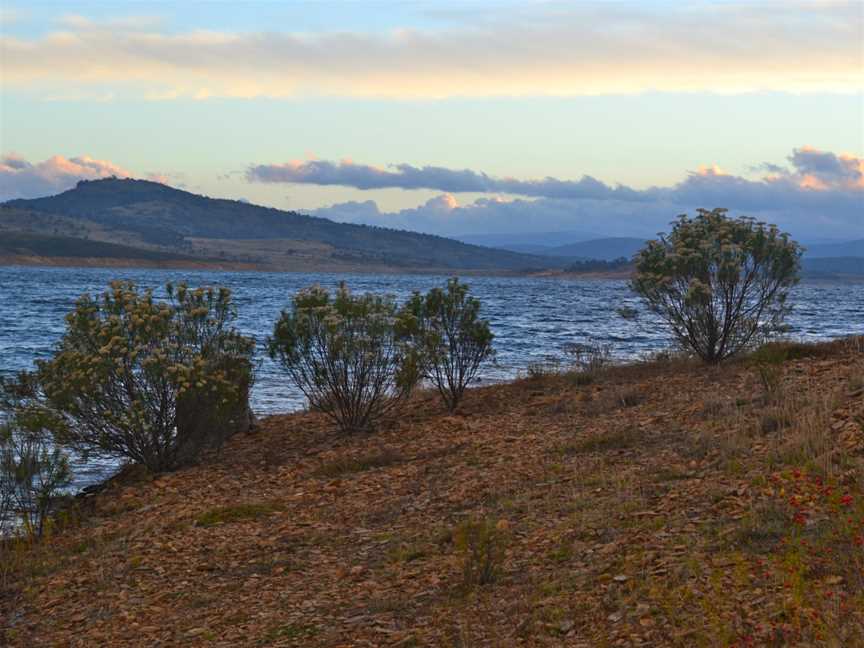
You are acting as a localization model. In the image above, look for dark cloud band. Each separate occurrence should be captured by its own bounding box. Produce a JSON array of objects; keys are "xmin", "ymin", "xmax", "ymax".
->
[{"xmin": 247, "ymin": 147, "xmax": 863, "ymax": 214}]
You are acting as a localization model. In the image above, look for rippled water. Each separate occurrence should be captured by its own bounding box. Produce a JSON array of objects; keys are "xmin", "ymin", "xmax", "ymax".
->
[{"xmin": 1, "ymin": 265, "xmax": 861, "ymax": 489}]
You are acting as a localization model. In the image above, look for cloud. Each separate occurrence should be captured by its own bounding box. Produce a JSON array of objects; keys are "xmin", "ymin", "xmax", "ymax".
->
[
  {"xmin": 144, "ymin": 170, "xmax": 187, "ymax": 188},
  {"xmin": 0, "ymin": 154, "xmax": 189, "ymax": 200},
  {"xmin": 57, "ymin": 14, "xmax": 163, "ymax": 31},
  {"xmin": 251, "ymin": 147, "xmax": 864, "ymax": 214},
  {"xmin": 2, "ymin": 2, "xmax": 861, "ymax": 99},
  {"xmin": 314, "ymin": 192, "xmax": 861, "ymax": 242},
  {"xmin": 307, "ymin": 147, "xmax": 864, "ymax": 240},
  {"xmin": 313, "ymin": 195, "xmax": 683, "ymax": 239},
  {"xmin": 248, "ymin": 159, "xmax": 650, "ymax": 202},
  {"xmin": 788, "ymin": 146, "xmax": 864, "ymax": 189},
  {"xmin": 0, "ymin": 153, "xmax": 132, "ymax": 200}
]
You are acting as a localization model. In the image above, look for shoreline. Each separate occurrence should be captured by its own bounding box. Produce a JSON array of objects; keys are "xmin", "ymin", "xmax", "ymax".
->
[
  {"xmin": 0, "ymin": 257, "xmax": 537, "ymax": 278},
  {"xmin": 49, "ymin": 333, "xmax": 864, "ymax": 500},
  {"xmin": 4, "ymin": 258, "xmax": 861, "ymax": 281}
]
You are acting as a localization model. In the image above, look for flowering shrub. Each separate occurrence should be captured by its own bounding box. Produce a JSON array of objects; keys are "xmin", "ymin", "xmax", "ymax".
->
[
  {"xmin": 35, "ymin": 281, "xmax": 255, "ymax": 472},
  {"xmin": 268, "ymin": 283, "xmax": 422, "ymax": 433},
  {"xmin": 403, "ymin": 278, "xmax": 494, "ymax": 411},
  {"xmin": 632, "ymin": 208, "xmax": 802, "ymax": 363}
]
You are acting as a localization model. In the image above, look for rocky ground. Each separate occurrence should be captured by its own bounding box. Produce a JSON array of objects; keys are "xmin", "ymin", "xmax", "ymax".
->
[{"xmin": 2, "ymin": 338, "xmax": 863, "ymax": 647}]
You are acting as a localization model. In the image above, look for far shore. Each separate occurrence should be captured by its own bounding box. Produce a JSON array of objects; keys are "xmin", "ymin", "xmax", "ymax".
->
[
  {"xmin": 0, "ymin": 255, "xmax": 599, "ymax": 278},
  {"xmin": 3, "ymin": 257, "xmax": 862, "ymax": 282}
]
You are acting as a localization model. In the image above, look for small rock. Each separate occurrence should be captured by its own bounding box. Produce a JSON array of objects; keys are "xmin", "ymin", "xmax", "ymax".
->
[{"xmin": 613, "ymin": 574, "xmax": 629, "ymax": 582}]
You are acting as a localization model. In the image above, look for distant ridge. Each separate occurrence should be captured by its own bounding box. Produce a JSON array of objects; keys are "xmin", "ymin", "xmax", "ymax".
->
[
  {"xmin": 481, "ymin": 237, "xmax": 647, "ymax": 261},
  {"xmin": 801, "ymin": 257, "xmax": 864, "ymax": 278},
  {"xmin": 482, "ymin": 235, "xmax": 864, "ymax": 265},
  {"xmin": 457, "ymin": 230, "xmax": 602, "ymax": 248},
  {"xmin": 804, "ymin": 239, "xmax": 864, "ymax": 258},
  {"xmin": 1, "ymin": 178, "xmax": 557, "ymax": 273},
  {"xmin": 539, "ymin": 237, "xmax": 647, "ymax": 260}
]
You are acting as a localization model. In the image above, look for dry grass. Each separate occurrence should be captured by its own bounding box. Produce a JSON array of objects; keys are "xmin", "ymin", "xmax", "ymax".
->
[
  {"xmin": 195, "ymin": 502, "xmax": 281, "ymax": 527},
  {"xmin": 2, "ymin": 336, "xmax": 862, "ymax": 647},
  {"xmin": 563, "ymin": 426, "xmax": 642, "ymax": 454},
  {"xmin": 311, "ymin": 447, "xmax": 404, "ymax": 478}
]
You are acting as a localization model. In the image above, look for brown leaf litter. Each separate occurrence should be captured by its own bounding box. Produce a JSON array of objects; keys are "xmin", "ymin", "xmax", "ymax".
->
[{"xmin": 2, "ymin": 338, "xmax": 863, "ymax": 646}]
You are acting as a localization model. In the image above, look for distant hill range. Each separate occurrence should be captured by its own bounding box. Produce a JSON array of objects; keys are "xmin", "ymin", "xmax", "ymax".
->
[
  {"xmin": 480, "ymin": 235, "xmax": 864, "ymax": 261},
  {"xmin": 458, "ymin": 230, "xmax": 604, "ymax": 252},
  {"xmin": 802, "ymin": 240, "xmax": 864, "ymax": 258},
  {"xmin": 462, "ymin": 235, "xmax": 646, "ymax": 260},
  {"xmin": 2, "ymin": 180, "xmax": 860, "ymax": 277},
  {"xmin": 801, "ymin": 257, "xmax": 864, "ymax": 278},
  {"xmin": 540, "ymin": 237, "xmax": 647, "ymax": 260},
  {"xmin": 0, "ymin": 179, "xmax": 555, "ymax": 273},
  {"xmin": 467, "ymin": 233, "xmax": 864, "ymax": 279}
]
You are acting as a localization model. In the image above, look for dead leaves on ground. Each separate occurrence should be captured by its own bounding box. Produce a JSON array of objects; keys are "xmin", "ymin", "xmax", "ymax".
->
[{"xmin": 2, "ymin": 341, "xmax": 864, "ymax": 646}]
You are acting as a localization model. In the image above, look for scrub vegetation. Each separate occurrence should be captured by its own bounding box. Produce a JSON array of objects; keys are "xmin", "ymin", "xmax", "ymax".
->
[{"xmin": 3, "ymin": 211, "xmax": 862, "ymax": 646}]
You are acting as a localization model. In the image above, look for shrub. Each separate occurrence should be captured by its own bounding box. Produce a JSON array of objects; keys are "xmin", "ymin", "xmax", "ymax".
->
[
  {"xmin": 35, "ymin": 281, "xmax": 255, "ymax": 472},
  {"xmin": 749, "ymin": 340, "xmax": 822, "ymax": 365},
  {"xmin": 454, "ymin": 517, "xmax": 508, "ymax": 588},
  {"xmin": 526, "ymin": 357, "xmax": 562, "ymax": 380},
  {"xmin": 755, "ymin": 363, "xmax": 784, "ymax": 398},
  {"xmin": 404, "ymin": 278, "xmax": 495, "ymax": 412},
  {"xmin": 268, "ymin": 283, "xmax": 422, "ymax": 433},
  {"xmin": 632, "ymin": 208, "xmax": 802, "ymax": 363},
  {"xmin": 563, "ymin": 341, "xmax": 612, "ymax": 376},
  {"xmin": 0, "ymin": 398, "xmax": 71, "ymax": 538}
]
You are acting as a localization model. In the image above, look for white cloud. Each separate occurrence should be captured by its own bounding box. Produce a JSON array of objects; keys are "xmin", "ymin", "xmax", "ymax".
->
[
  {"xmin": 0, "ymin": 153, "xmax": 190, "ymax": 200},
  {"xmin": 2, "ymin": 2, "xmax": 861, "ymax": 99},
  {"xmin": 0, "ymin": 153, "xmax": 129, "ymax": 199},
  {"xmin": 57, "ymin": 14, "xmax": 164, "ymax": 31}
]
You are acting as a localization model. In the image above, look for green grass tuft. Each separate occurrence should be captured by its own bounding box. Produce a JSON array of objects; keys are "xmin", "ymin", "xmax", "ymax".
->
[{"xmin": 195, "ymin": 502, "xmax": 279, "ymax": 527}]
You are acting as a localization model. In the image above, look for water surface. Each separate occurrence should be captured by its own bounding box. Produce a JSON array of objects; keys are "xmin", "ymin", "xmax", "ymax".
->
[{"xmin": 1, "ymin": 265, "xmax": 861, "ymax": 489}]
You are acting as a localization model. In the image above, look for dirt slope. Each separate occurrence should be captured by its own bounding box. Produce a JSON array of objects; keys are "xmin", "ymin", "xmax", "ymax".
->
[{"xmin": 3, "ymin": 339, "xmax": 863, "ymax": 647}]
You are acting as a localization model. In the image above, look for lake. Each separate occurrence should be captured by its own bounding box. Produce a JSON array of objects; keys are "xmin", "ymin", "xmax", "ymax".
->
[{"xmin": 1, "ymin": 265, "xmax": 861, "ymax": 489}]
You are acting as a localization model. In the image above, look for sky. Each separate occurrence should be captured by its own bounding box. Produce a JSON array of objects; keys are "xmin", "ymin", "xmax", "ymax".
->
[{"xmin": 0, "ymin": 0, "xmax": 862, "ymax": 242}]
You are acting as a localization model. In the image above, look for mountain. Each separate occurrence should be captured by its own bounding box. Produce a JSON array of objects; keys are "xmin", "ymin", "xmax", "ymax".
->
[
  {"xmin": 0, "ymin": 231, "xmax": 206, "ymax": 263},
  {"xmin": 488, "ymin": 243, "xmax": 557, "ymax": 255},
  {"xmin": 1, "ymin": 179, "xmax": 556, "ymax": 273},
  {"xmin": 458, "ymin": 230, "xmax": 602, "ymax": 249},
  {"xmin": 493, "ymin": 235, "xmax": 864, "ymax": 265},
  {"xmin": 464, "ymin": 234, "xmax": 648, "ymax": 260},
  {"xmin": 801, "ymin": 257, "xmax": 864, "ymax": 278},
  {"xmin": 803, "ymin": 239, "xmax": 864, "ymax": 258},
  {"xmin": 541, "ymin": 237, "xmax": 647, "ymax": 260}
]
